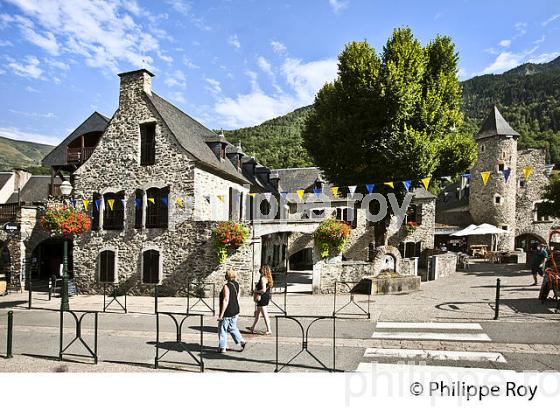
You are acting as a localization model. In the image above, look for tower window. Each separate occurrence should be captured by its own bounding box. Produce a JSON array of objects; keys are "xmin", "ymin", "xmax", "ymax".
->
[
  {"xmin": 480, "ymin": 145, "xmax": 485, "ymax": 153},
  {"xmin": 497, "ymin": 163, "xmax": 505, "ymax": 172},
  {"xmin": 519, "ymin": 179, "xmax": 526, "ymax": 188},
  {"xmin": 140, "ymin": 123, "xmax": 156, "ymax": 166},
  {"xmin": 494, "ymin": 195, "xmax": 502, "ymax": 205}
]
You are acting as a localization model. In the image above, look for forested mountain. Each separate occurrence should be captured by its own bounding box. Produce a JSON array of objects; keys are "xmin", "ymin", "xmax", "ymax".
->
[
  {"xmin": 225, "ymin": 56, "xmax": 560, "ymax": 169},
  {"xmin": 0, "ymin": 135, "xmax": 53, "ymax": 173}
]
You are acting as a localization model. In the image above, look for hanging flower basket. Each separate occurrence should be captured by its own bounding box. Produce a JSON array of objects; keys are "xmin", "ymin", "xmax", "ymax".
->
[
  {"xmin": 314, "ymin": 218, "xmax": 351, "ymax": 258},
  {"xmin": 213, "ymin": 221, "xmax": 250, "ymax": 264},
  {"xmin": 403, "ymin": 221, "xmax": 418, "ymax": 236},
  {"xmin": 40, "ymin": 206, "xmax": 91, "ymax": 237}
]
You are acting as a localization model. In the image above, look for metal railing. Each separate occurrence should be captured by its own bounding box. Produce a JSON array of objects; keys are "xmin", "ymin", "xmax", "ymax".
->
[
  {"xmin": 0, "ymin": 203, "xmax": 18, "ymax": 223},
  {"xmin": 333, "ymin": 280, "xmax": 371, "ymax": 319},
  {"xmin": 59, "ymin": 310, "xmax": 99, "ymax": 364},
  {"xmin": 67, "ymin": 146, "xmax": 95, "ymax": 164},
  {"xmin": 186, "ymin": 281, "xmax": 215, "ymax": 315}
]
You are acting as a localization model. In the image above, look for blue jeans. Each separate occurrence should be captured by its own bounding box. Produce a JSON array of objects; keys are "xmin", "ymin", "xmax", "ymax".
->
[{"xmin": 218, "ymin": 315, "xmax": 244, "ymax": 349}]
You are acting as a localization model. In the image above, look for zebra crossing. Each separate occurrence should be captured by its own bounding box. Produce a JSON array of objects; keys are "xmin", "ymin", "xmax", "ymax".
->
[{"xmin": 356, "ymin": 321, "xmax": 506, "ymax": 371}]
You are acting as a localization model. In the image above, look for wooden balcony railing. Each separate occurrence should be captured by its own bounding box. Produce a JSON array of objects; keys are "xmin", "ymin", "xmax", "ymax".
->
[
  {"xmin": 67, "ymin": 146, "xmax": 96, "ymax": 164},
  {"xmin": 0, "ymin": 203, "xmax": 19, "ymax": 224}
]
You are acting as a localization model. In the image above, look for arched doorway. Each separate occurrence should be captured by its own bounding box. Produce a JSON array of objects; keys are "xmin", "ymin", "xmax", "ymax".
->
[
  {"xmin": 31, "ymin": 237, "xmax": 73, "ymax": 282},
  {"xmin": 515, "ymin": 233, "xmax": 545, "ymax": 262}
]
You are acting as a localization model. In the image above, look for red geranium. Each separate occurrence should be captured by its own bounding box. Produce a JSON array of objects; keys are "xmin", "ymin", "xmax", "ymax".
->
[{"xmin": 41, "ymin": 206, "xmax": 91, "ymax": 237}]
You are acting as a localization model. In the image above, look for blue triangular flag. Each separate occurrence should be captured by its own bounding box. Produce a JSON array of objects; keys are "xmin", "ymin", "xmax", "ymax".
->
[
  {"xmin": 403, "ymin": 180, "xmax": 412, "ymax": 191},
  {"xmin": 95, "ymin": 199, "xmax": 101, "ymax": 210},
  {"xmin": 69, "ymin": 199, "xmax": 77, "ymax": 207},
  {"xmin": 463, "ymin": 173, "xmax": 472, "ymax": 179},
  {"xmin": 313, "ymin": 187, "xmax": 322, "ymax": 198},
  {"xmin": 280, "ymin": 192, "xmax": 288, "ymax": 200},
  {"xmin": 366, "ymin": 183, "xmax": 375, "ymax": 194},
  {"xmin": 135, "ymin": 198, "xmax": 142, "ymax": 208},
  {"xmin": 503, "ymin": 168, "xmax": 511, "ymax": 182},
  {"xmin": 161, "ymin": 197, "xmax": 168, "ymax": 207}
]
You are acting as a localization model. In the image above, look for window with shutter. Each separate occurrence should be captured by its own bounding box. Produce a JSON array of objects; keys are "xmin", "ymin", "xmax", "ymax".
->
[
  {"xmin": 142, "ymin": 249, "xmax": 160, "ymax": 284},
  {"xmin": 140, "ymin": 123, "xmax": 156, "ymax": 166},
  {"xmin": 99, "ymin": 250, "xmax": 116, "ymax": 283},
  {"xmin": 103, "ymin": 191, "xmax": 125, "ymax": 230},
  {"xmin": 134, "ymin": 189, "xmax": 143, "ymax": 229},
  {"xmin": 92, "ymin": 192, "xmax": 101, "ymax": 230}
]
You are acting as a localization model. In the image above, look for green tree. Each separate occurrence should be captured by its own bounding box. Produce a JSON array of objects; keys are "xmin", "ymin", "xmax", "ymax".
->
[
  {"xmin": 302, "ymin": 28, "xmax": 476, "ymax": 244},
  {"xmin": 541, "ymin": 175, "xmax": 560, "ymax": 218}
]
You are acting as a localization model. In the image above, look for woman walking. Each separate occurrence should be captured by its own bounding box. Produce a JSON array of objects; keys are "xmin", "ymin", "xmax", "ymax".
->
[
  {"xmin": 248, "ymin": 265, "xmax": 273, "ymax": 335},
  {"xmin": 217, "ymin": 269, "xmax": 246, "ymax": 353}
]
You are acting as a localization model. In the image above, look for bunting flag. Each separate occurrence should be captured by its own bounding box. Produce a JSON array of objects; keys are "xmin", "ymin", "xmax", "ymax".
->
[
  {"xmin": 176, "ymin": 197, "xmax": 184, "ymax": 207},
  {"xmin": 107, "ymin": 199, "xmax": 115, "ymax": 211},
  {"xmin": 280, "ymin": 192, "xmax": 288, "ymax": 200},
  {"xmin": 95, "ymin": 199, "xmax": 102, "ymax": 210},
  {"xmin": 69, "ymin": 198, "xmax": 77, "ymax": 207},
  {"xmin": 402, "ymin": 180, "xmax": 412, "ymax": 191},
  {"xmin": 523, "ymin": 166, "xmax": 533, "ymax": 181},
  {"xmin": 462, "ymin": 173, "xmax": 471, "ymax": 179},
  {"xmin": 135, "ymin": 198, "xmax": 142, "ymax": 208},
  {"xmin": 161, "ymin": 197, "xmax": 168, "ymax": 207},
  {"xmin": 296, "ymin": 189, "xmax": 305, "ymax": 200},
  {"xmin": 347, "ymin": 185, "xmax": 357, "ymax": 197},
  {"xmin": 365, "ymin": 183, "xmax": 375, "ymax": 194},
  {"xmin": 217, "ymin": 195, "xmax": 224, "ymax": 202},
  {"xmin": 481, "ymin": 171, "xmax": 491, "ymax": 186},
  {"xmin": 330, "ymin": 186, "xmax": 339, "ymax": 198},
  {"xmin": 82, "ymin": 199, "xmax": 90, "ymax": 210},
  {"xmin": 384, "ymin": 182, "xmax": 394, "ymax": 189},
  {"xmin": 248, "ymin": 193, "xmax": 256, "ymax": 197},
  {"xmin": 421, "ymin": 177, "xmax": 431, "ymax": 190},
  {"xmin": 263, "ymin": 192, "xmax": 272, "ymax": 201},
  {"xmin": 148, "ymin": 197, "xmax": 155, "ymax": 205},
  {"xmin": 503, "ymin": 168, "xmax": 512, "ymax": 183},
  {"xmin": 121, "ymin": 199, "xmax": 126, "ymax": 207},
  {"xmin": 313, "ymin": 187, "xmax": 322, "ymax": 198}
]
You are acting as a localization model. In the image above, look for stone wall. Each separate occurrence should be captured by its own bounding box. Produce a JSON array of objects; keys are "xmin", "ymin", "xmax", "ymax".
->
[
  {"xmin": 430, "ymin": 253, "xmax": 457, "ymax": 280},
  {"xmin": 387, "ymin": 198, "xmax": 436, "ymax": 250}
]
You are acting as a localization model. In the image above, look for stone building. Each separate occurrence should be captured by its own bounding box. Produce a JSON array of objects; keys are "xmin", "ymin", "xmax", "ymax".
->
[{"xmin": 436, "ymin": 106, "xmax": 559, "ymax": 256}]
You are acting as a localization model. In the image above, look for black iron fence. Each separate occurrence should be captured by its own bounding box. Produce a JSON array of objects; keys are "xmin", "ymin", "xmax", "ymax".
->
[
  {"xmin": 59, "ymin": 309, "xmax": 99, "ymax": 364},
  {"xmin": 333, "ymin": 280, "xmax": 371, "ymax": 319}
]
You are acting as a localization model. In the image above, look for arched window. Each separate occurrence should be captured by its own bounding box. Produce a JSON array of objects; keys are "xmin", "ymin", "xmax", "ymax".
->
[
  {"xmin": 103, "ymin": 191, "xmax": 125, "ymax": 230},
  {"xmin": 142, "ymin": 249, "xmax": 160, "ymax": 284},
  {"xmin": 98, "ymin": 250, "xmax": 116, "ymax": 283},
  {"xmin": 146, "ymin": 187, "xmax": 169, "ymax": 228}
]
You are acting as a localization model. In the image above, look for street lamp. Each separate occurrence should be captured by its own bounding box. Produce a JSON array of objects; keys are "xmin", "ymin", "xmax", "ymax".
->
[{"xmin": 60, "ymin": 180, "xmax": 73, "ymax": 311}]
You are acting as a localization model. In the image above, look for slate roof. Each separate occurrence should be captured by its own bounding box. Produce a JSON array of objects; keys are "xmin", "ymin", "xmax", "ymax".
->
[
  {"xmin": 6, "ymin": 176, "xmax": 62, "ymax": 204},
  {"xmin": 0, "ymin": 173, "xmax": 13, "ymax": 190},
  {"xmin": 476, "ymin": 106, "xmax": 520, "ymax": 140},
  {"xmin": 147, "ymin": 93, "xmax": 250, "ymax": 185},
  {"xmin": 42, "ymin": 112, "xmax": 110, "ymax": 167}
]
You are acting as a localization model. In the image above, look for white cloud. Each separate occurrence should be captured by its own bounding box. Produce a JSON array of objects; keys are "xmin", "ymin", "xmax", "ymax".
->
[
  {"xmin": 481, "ymin": 52, "xmax": 522, "ymax": 74},
  {"xmin": 205, "ymin": 78, "xmax": 222, "ymax": 95},
  {"xmin": 166, "ymin": 0, "xmax": 211, "ymax": 31},
  {"xmin": 528, "ymin": 52, "xmax": 560, "ymax": 64},
  {"xmin": 44, "ymin": 57, "xmax": 69, "ymax": 70},
  {"xmin": 4, "ymin": 0, "xmax": 170, "ymax": 73},
  {"xmin": 8, "ymin": 109, "xmax": 55, "ymax": 119},
  {"xmin": 498, "ymin": 39, "xmax": 511, "ymax": 47},
  {"xmin": 458, "ymin": 67, "xmax": 468, "ymax": 79},
  {"xmin": 8, "ymin": 55, "xmax": 42, "ymax": 79},
  {"xmin": 534, "ymin": 35, "xmax": 546, "ymax": 45},
  {"xmin": 164, "ymin": 69, "xmax": 186, "ymax": 88},
  {"xmin": 169, "ymin": 91, "xmax": 186, "ymax": 104},
  {"xmin": 513, "ymin": 22, "xmax": 527, "ymax": 39},
  {"xmin": 257, "ymin": 56, "xmax": 273, "ymax": 76},
  {"xmin": 183, "ymin": 56, "xmax": 199, "ymax": 69},
  {"xmin": 271, "ymin": 40, "xmax": 287, "ymax": 55},
  {"xmin": 0, "ymin": 126, "xmax": 60, "ymax": 145},
  {"xmin": 25, "ymin": 85, "xmax": 39, "ymax": 93},
  {"xmin": 329, "ymin": 0, "xmax": 349, "ymax": 13},
  {"xmin": 228, "ymin": 34, "xmax": 241, "ymax": 49},
  {"xmin": 213, "ymin": 57, "xmax": 337, "ymax": 128},
  {"xmin": 542, "ymin": 14, "xmax": 560, "ymax": 27},
  {"xmin": 0, "ymin": 39, "xmax": 12, "ymax": 46}
]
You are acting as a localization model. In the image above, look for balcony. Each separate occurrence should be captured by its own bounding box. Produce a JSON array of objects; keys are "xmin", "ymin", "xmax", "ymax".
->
[
  {"xmin": 0, "ymin": 203, "xmax": 19, "ymax": 224},
  {"xmin": 67, "ymin": 146, "xmax": 96, "ymax": 165}
]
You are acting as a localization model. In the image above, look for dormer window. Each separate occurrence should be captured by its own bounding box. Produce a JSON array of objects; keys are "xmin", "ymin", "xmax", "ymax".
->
[{"xmin": 220, "ymin": 144, "xmax": 226, "ymax": 160}]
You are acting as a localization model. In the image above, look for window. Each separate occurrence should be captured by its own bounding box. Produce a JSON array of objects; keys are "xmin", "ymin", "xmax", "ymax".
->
[
  {"xmin": 134, "ymin": 189, "xmax": 143, "ymax": 229},
  {"xmin": 495, "ymin": 195, "xmax": 502, "ymax": 205},
  {"xmin": 480, "ymin": 145, "xmax": 485, "ymax": 153},
  {"xmin": 103, "ymin": 191, "xmax": 125, "ymax": 230},
  {"xmin": 398, "ymin": 242, "xmax": 422, "ymax": 258},
  {"xmin": 312, "ymin": 209, "xmax": 325, "ymax": 218},
  {"xmin": 140, "ymin": 123, "xmax": 156, "ymax": 166},
  {"xmin": 336, "ymin": 207, "xmax": 357, "ymax": 228},
  {"xmin": 533, "ymin": 202, "xmax": 552, "ymax": 222},
  {"xmin": 228, "ymin": 188, "xmax": 242, "ymax": 221},
  {"xmin": 146, "ymin": 186, "xmax": 169, "ymax": 228},
  {"xmin": 519, "ymin": 179, "xmax": 526, "ymax": 188},
  {"xmin": 142, "ymin": 249, "xmax": 160, "ymax": 284},
  {"xmin": 273, "ymin": 245, "xmax": 280, "ymax": 266},
  {"xmin": 497, "ymin": 163, "xmax": 506, "ymax": 172},
  {"xmin": 91, "ymin": 192, "xmax": 101, "ymax": 231},
  {"xmin": 405, "ymin": 204, "xmax": 421, "ymax": 225},
  {"xmin": 368, "ymin": 243, "xmax": 376, "ymax": 262},
  {"xmin": 220, "ymin": 144, "xmax": 226, "ymax": 160},
  {"xmin": 501, "ymin": 225, "xmax": 509, "ymax": 231},
  {"xmin": 98, "ymin": 250, "xmax": 116, "ymax": 283}
]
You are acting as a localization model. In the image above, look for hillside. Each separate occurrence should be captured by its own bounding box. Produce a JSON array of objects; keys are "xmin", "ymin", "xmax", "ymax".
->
[
  {"xmin": 0, "ymin": 136, "xmax": 54, "ymax": 173},
  {"xmin": 226, "ymin": 56, "xmax": 560, "ymax": 169}
]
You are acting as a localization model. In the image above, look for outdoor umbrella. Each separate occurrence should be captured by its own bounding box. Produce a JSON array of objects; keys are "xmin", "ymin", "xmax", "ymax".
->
[
  {"xmin": 468, "ymin": 224, "xmax": 509, "ymax": 251},
  {"xmin": 450, "ymin": 224, "xmax": 478, "ymax": 237}
]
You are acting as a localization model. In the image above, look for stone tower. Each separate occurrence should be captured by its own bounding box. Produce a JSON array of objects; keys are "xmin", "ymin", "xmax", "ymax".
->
[{"xmin": 469, "ymin": 106, "xmax": 520, "ymax": 250}]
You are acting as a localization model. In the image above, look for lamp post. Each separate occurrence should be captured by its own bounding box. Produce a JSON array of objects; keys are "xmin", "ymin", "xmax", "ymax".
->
[{"xmin": 59, "ymin": 180, "xmax": 73, "ymax": 311}]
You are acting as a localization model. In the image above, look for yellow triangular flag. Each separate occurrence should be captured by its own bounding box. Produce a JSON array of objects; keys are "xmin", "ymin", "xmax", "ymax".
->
[
  {"xmin": 107, "ymin": 199, "xmax": 115, "ymax": 211},
  {"xmin": 297, "ymin": 189, "xmax": 304, "ymax": 200},
  {"xmin": 384, "ymin": 182, "xmax": 394, "ymax": 189},
  {"xmin": 421, "ymin": 177, "xmax": 431, "ymax": 190},
  {"xmin": 217, "ymin": 195, "xmax": 224, "ymax": 202},
  {"xmin": 148, "ymin": 197, "xmax": 155, "ymax": 204},
  {"xmin": 82, "ymin": 199, "xmax": 90, "ymax": 210},
  {"xmin": 523, "ymin": 166, "xmax": 533, "ymax": 181},
  {"xmin": 176, "ymin": 197, "xmax": 183, "ymax": 207},
  {"xmin": 481, "ymin": 171, "xmax": 491, "ymax": 186},
  {"xmin": 330, "ymin": 186, "xmax": 339, "ymax": 198},
  {"xmin": 248, "ymin": 193, "xmax": 256, "ymax": 197}
]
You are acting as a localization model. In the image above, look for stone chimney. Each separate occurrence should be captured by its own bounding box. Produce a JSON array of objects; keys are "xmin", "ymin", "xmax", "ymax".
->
[
  {"xmin": 13, "ymin": 169, "xmax": 31, "ymax": 191},
  {"xmin": 117, "ymin": 69, "xmax": 154, "ymax": 106}
]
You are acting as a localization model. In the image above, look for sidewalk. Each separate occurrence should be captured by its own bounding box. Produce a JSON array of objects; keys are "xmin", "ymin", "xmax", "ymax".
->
[{"xmin": 1, "ymin": 262, "xmax": 558, "ymax": 322}]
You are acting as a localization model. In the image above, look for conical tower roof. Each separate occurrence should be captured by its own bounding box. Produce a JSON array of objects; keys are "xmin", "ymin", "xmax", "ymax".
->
[{"xmin": 476, "ymin": 106, "xmax": 520, "ymax": 140}]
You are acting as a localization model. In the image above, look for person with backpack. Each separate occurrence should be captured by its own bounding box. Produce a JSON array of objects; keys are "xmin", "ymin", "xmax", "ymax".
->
[
  {"xmin": 247, "ymin": 265, "xmax": 273, "ymax": 335},
  {"xmin": 217, "ymin": 269, "xmax": 246, "ymax": 353}
]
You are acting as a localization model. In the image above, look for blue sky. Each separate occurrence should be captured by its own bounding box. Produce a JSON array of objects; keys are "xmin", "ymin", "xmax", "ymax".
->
[{"xmin": 0, "ymin": 0, "xmax": 559, "ymax": 147}]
